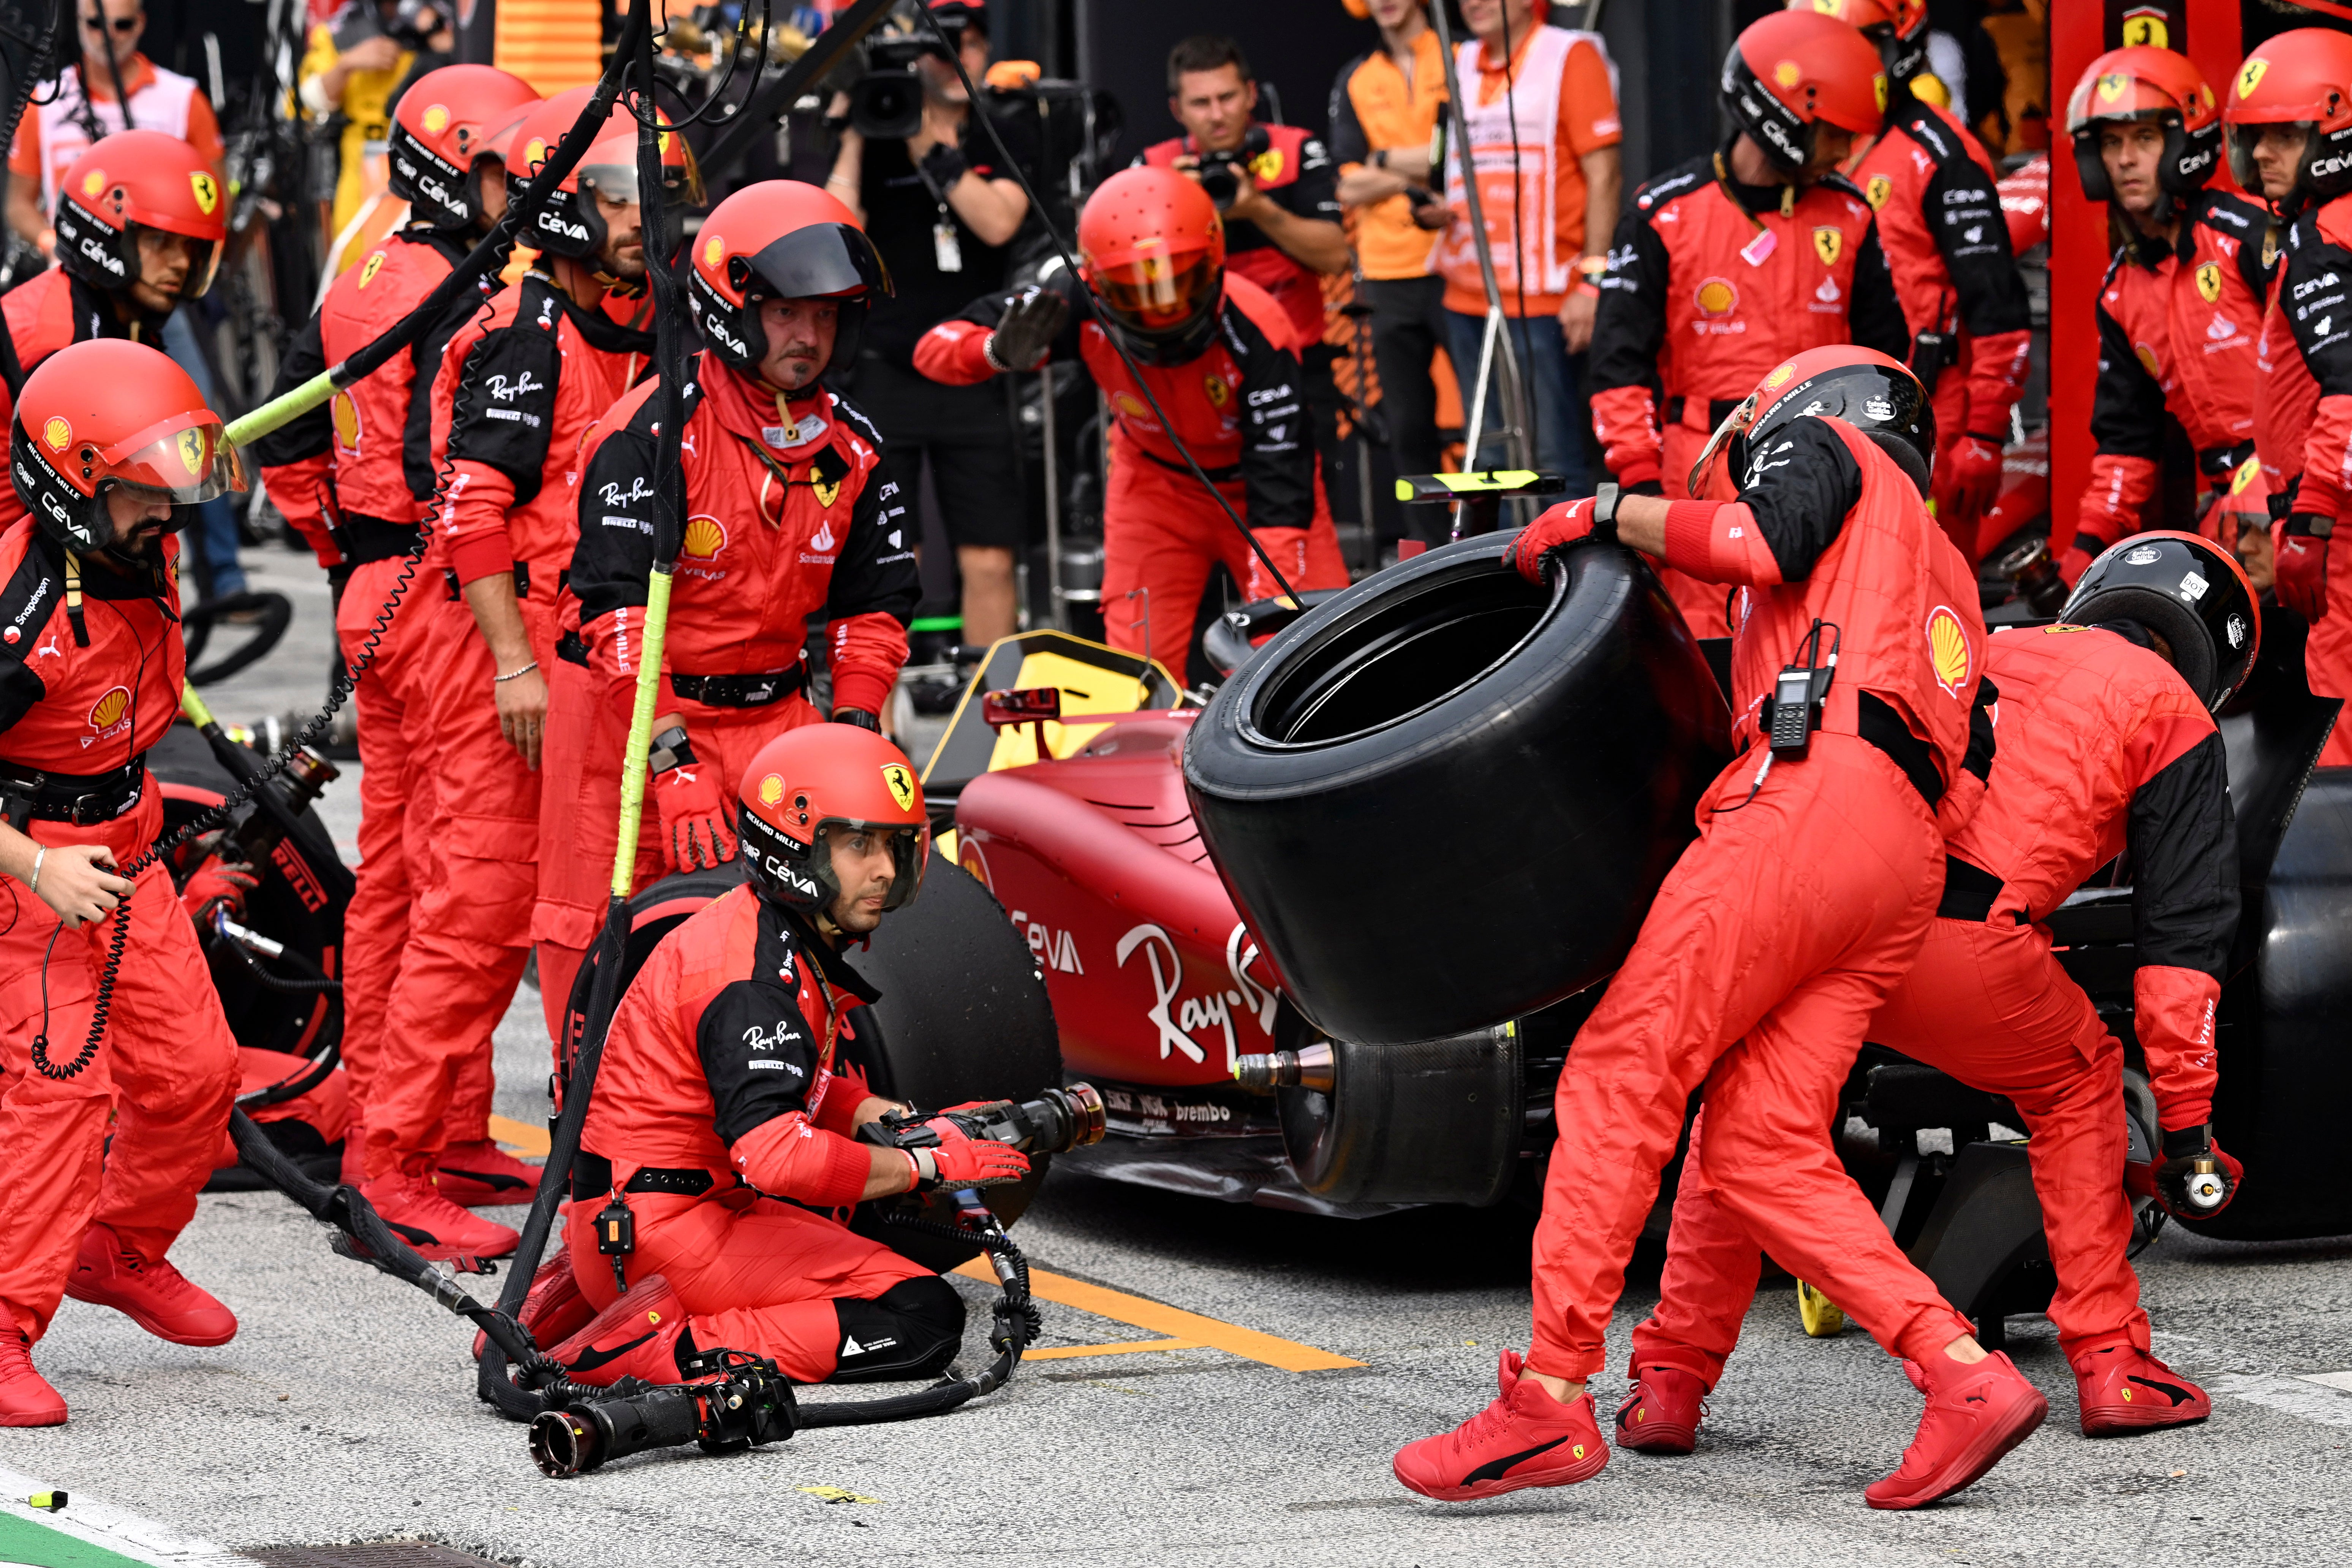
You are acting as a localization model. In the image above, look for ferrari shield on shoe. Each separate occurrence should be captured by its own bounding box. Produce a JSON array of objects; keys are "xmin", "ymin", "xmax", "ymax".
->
[
  {"xmin": 1393, "ymin": 1350, "xmax": 1610, "ymax": 1500},
  {"xmin": 2072, "ymin": 1345, "xmax": 2211, "ymax": 1436},
  {"xmin": 1615, "ymin": 1365, "xmax": 1707, "ymax": 1455}
]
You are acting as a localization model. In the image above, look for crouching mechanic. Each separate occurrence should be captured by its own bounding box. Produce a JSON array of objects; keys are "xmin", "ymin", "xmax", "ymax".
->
[
  {"xmin": 1618, "ymin": 530, "xmax": 2252, "ymax": 1455},
  {"xmin": 532, "ymin": 180, "xmax": 917, "ymax": 1041},
  {"xmin": 916, "ymin": 166, "xmax": 1346, "ymax": 677},
  {"xmin": 1393, "ymin": 347, "xmax": 2039, "ymax": 1511},
  {"xmin": 543, "ymin": 726, "xmax": 1024, "ymax": 1386},
  {"xmin": 0, "ymin": 342, "xmax": 248, "ymax": 1424}
]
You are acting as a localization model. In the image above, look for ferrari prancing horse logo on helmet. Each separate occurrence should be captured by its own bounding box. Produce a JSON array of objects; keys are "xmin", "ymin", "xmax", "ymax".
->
[
  {"xmin": 881, "ymin": 763, "xmax": 916, "ymax": 813},
  {"xmin": 190, "ymin": 172, "xmax": 218, "ymax": 215},
  {"xmin": 176, "ymin": 428, "xmax": 206, "ymax": 479},
  {"xmin": 1813, "ymin": 227, "xmax": 1843, "ymax": 267},
  {"xmin": 2238, "ymin": 58, "xmax": 2269, "ymax": 99}
]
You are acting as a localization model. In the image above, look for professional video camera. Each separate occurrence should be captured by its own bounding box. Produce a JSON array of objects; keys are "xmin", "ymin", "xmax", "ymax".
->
[
  {"xmin": 379, "ymin": 0, "xmax": 448, "ymax": 52},
  {"xmin": 530, "ymin": 1347, "xmax": 798, "ymax": 1477},
  {"xmin": 841, "ymin": 0, "xmax": 988, "ymax": 140},
  {"xmin": 1196, "ymin": 123, "xmax": 1272, "ymax": 211}
]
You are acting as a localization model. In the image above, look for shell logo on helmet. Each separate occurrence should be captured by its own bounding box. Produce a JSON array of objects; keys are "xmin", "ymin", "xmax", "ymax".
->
[
  {"xmin": 89, "ymin": 687, "xmax": 129, "ymax": 730},
  {"xmin": 422, "ymin": 103, "xmax": 449, "ymax": 134},
  {"xmin": 524, "ymin": 138, "xmax": 548, "ymax": 169},
  {"xmin": 1925, "ymin": 606, "xmax": 1972, "ymax": 696},
  {"xmin": 682, "ymin": 516, "xmax": 727, "ymax": 560},
  {"xmin": 1695, "ymin": 277, "xmax": 1738, "ymax": 316},
  {"xmin": 1764, "ymin": 362, "xmax": 1795, "ymax": 390},
  {"xmin": 40, "ymin": 418, "xmax": 68, "ymax": 452},
  {"xmin": 703, "ymin": 233, "xmax": 724, "ymax": 267},
  {"xmin": 883, "ymin": 764, "xmax": 917, "ymax": 812},
  {"xmin": 79, "ymin": 168, "xmax": 103, "ymax": 198},
  {"xmin": 1774, "ymin": 59, "xmax": 1803, "ymax": 89},
  {"xmin": 759, "ymin": 774, "xmax": 786, "ymax": 809}
]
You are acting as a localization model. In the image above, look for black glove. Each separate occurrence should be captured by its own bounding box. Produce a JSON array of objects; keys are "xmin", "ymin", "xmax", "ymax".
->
[
  {"xmin": 918, "ymin": 139, "xmax": 970, "ymax": 190},
  {"xmin": 832, "ymin": 707, "xmax": 881, "ymax": 733},
  {"xmin": 986, "ymin": 286, "xmax": 1069, "ymax": 373},
  {"xmin": 2155, "ymin": 1124, "xmax": 2243, "ymax": 1218}
]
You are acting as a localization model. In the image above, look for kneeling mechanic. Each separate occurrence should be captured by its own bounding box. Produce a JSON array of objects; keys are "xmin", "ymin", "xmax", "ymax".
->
[
  {"xmin": 536, "ymin": 725, "xmax": 1027, "ymax": 1386},
  {"xmin": 0, "ymin": 342, "xmax": 252, "ymax": 1423},
  {"xmin": 1620, "ymin": 530, "xmax": 2252, "ymax": 1453}
]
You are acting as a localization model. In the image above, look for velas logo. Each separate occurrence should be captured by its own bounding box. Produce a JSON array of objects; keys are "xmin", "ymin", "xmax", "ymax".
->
[
  {"xmin": 2097, "ymin": 73, "xmax": 2131, "ymax": 105},
  {"xmin": 422, "ymin": 103, "xmax": 450, "ymax": 134},
  {"xmin": 1694, "ymin": 277, "xmax": 1738, "ymax": 316},
  {"xmin": 1925, "ymin": 605, "xmax": 1972, "ymax": 697},
  {"xmin": 682, "ymin": 515, "xmax": 726, "ymax": 559},
  {"xmin": 2238, "ymin": 58, "xmax": 2269, "ymax": 100},
  {"xmin": 79, "ymin": 168, "xmax": 104, "ymax": 199},
  {"xmin": 190, "ymin": 171, "xmax": 218, "ymax": 215},
  {"xmin": 1865, "ymin": 173, "xmax": 1891, "ymax": 209},
  {"xmin": 359, "ymin": 250, "xmax": 386, "ymax": 288},
  {"xmin": 1813, "ymin": 226, "xmax": 1844, "ymax": 267},
  {"xmin": 703, "ymin": 233, "xmax": 724, "ymax": 267},
  {"xmin": 1773, "ymin": 60, "xmax": 1803, "ymax": 91},
  {"xmin": 881, "ymin": 763, "xmax": 916, "ymax": 813},
  {"xmin": 41, "ymin": 417, "xmax": 69, "ymax": 452},
  {"xmin": 758, "ymin": 773, "xmax": 785, "ymax": 809},
  {"xmin": 2197, "ymin": 261, "xmax": 2222, "ymax": 304},
  {"xmin": 88, "ymin": 686, "xmax": 129, "ymax": 730}
]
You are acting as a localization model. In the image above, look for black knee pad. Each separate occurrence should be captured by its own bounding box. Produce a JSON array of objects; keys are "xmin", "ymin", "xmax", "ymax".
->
[{"xmin": 829, "ymin": 1274, "xmax": 965, "ymax": 1383}]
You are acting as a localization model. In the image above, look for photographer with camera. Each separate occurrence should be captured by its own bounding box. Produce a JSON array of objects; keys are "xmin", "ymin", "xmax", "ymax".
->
[
  {"xmin": 824, "ymin": 0, "xmax": 1032, "ymax": 649},
  {"xmin": 536, "ymin": 725, "xmax": 1016, "ymax": 1389},
  {"xmin": 298, "ymin": 2, "xmax": 455, "ymax": 242}
]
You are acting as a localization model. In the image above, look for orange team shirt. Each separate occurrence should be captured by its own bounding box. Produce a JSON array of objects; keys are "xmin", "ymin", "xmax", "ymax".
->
[
  {"xmin": 7, "ymin": 55, "xmax": 226, "ymax": 180},
  {"xmin": 1443, "ymin": 28, "xmax": 1621, "ymax": 318},
  {"xmin": 1332, "ymin": 28, "xmax": 1449, "ymax": 282}
]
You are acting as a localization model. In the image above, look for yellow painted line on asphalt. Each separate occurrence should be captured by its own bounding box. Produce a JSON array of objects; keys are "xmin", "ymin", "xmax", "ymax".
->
[
  {"xmin": 489, "ymin": 1115, "xmax": 552, "ymax": 1157},
  {"xmin": 1019, "ymin": 1337, "xmax": 1207, "ymax": 1361},
  {"xmin": 956, "ymin": 1259, "xmax": 1362, "ymax": 1371}
]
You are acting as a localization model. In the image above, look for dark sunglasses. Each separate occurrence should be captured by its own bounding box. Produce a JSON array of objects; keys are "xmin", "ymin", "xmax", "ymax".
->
[{"xmin": 82, "ymin": 13, "xmax": 140, "ymax": 32}]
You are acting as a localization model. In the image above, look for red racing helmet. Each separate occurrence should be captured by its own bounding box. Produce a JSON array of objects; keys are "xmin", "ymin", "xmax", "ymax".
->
[
  {"xmin": 1722, "ymin": 11, "xmax": 1887, "ymax": 177},
  {"xmin": 2061, "ymin": 531, "xmax": 2259, "ymax": 712},
  {"xmin": 505, "ymin": 85, "xmax": 699, "ymax": 260},
  {"xmin": 2221, "ymin": 30, "xmax": 2352, "ymax": 205},
  {"xmin": 688, "ymin": 180, "xmax": 889, "ymax": 375},
  {"xmin": 54, "ymin": 130, "xmax": 226, "ymax": 306},
  {"xmin": 2066, "ymin": 48, "xmax": 2221, "ymax": 207},
  {"xmin": 1784, "ymin": 0, "xmax": 1928, "ymax": 87},
  {"xmin": 1077, "ymin": 166, "xmax": 1226, "ymax": 364},
  {"xmin": 387, "ymin": 64, "xmax": 540, "ymax": 231},
  {"xmin": 737, "ymin": 725, "xmax": 930, "ymax": 918},
  {"xmin": 1691, "ymin": 344, "xmax": 1934, "ymax": 500},
  {"xmin": 10, "ymin": 340, "xmax": 246, "ymax": 554}
]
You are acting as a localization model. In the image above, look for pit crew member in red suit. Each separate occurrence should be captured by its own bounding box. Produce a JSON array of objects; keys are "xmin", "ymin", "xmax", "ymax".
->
[
  {"xmin": 915, "ymin": 166, "xmax": 1347, "ymax": 677},
  {"xmin": 1805, "ymin": 0, "xmax": 2032, "ymax": 556},
  {"xmin": 1619, "ymin": 531, "xmax": 2253, "ymax": 1454},
  {"xmin": 1394, "ymin": 347, "xmax": 2039, "ymax": 1512},
  {"xmin": 1587, "ymin": 11, "xmax": 1910, "ymax": 636},
  {"xmin": 2229, "ymin": 30, "xmax": 2352, "ymax": 765},
  {"xmin": 0, "ymin": 342, "xmax": 248, "ymax": 1425},
  {"xmin": 250, "ymin": 64, "xmax": 540, "ymax": 1192},
  {"xmin": 544, "ymin": 725, "xmax": 1027, "ymax": 1386},
  {"xmin": 2064, "ymin": 47, "xmax": 2270, "ymax": 583},
  {"xmin": 0, "ymin": 129, "xmax": 225, "ymax": 524},
  {"xmin": 531, "ymin": 180, "xmax": 918, "ymax": 1044},
  {"xmin": 362, "ymin": 87, "xmax": 685, "ymax": 1261}
]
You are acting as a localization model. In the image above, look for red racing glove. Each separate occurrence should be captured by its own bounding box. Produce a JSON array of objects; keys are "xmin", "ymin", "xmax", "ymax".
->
[
  {"xmin": 180, "ymin": 853, "xmax": 259, "ymax": 922},
  {"xmin": 908, "ymin": 1117, "xmax": 1032, "ymax": 1189},
  {"xmin": 1933, "ymin": 434, "xmax": 2006, "ymax": 531},
  {"xmin": 2132, "ymin": 1125, "xmax": 2243, "ymax": 1220},
  {"xmin": 653, "ymin": 761, "xmax": 738, "ymax": 872},
  {"xmin": 2276, "ymin": 515, "xmax": 2333, "ymax": 622},
  {"xmin": 1509, "ymin": 497, "xmax": 1613, "ymax": 585},
  {"xmin": 1243, "ymin": 527, "xmax": 1311, "ymax": 605}
]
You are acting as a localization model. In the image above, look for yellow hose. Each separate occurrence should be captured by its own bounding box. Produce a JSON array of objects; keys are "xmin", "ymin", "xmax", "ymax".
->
[{"xmin": 610, "ymin": 567, "xmax": 674, "ymax": 898}]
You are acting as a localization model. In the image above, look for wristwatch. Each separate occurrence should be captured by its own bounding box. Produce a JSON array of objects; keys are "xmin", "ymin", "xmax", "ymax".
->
[
  {"xmin": 1372, "ymin": 148, "xmax": 1390, "ymax": 169},
  {"xmin": 647, "ymin": 725, "xmax": 695, "ymax": 775},
  {"xmin": 1591, "ymin": 482, "xmax": 1623, "ymax": 545}
]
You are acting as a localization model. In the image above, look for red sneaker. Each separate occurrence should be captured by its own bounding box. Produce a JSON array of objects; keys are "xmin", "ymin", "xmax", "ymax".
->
[
  {"xmin": 435, "ymin": 1141, "xmax": 543, "ymax": 1208},
  {"xmin": 1615, "ymin": 1365, "xmax": 1708, "ymax": 1454},
  {"xmin": 1393, "ymin": 1351, "xmax": 1610, "ymax": 1501},
  {"xmin": 338, "ymin": 1117, "xmax": 365, "ymax": 1187},
  {"xmin": 546, "ymin": 1275, "xmax": 690, "ymax": 1388},
  {"xmin": 63, "ymin": 1225, "xmax": 237, "ymax": 1346},
  {"xmin": 361, "ymin": 1172, "xmax": 520, "ymax": 1263},
  {"xmin": 474, "ymin": 1249, "xmax": 595, "ymax": 1362},
  {"xmin": 2071, "ymin": 1345, "xmax": 2210, "ymax": 1437},
  {"xmin": 0, "ymin": 1332, "xmax": 64, "ymax": 1427},
  {"xmin": 1865, "ymin": 1351, "xmax": 2048, "ymax": 1510}
]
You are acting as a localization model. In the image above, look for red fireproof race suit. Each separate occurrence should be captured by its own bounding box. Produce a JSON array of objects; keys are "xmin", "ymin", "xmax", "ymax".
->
[
  {"xmin": 915, "ymin": 271, "xmax": 1347, "ymax": 676},
  {"xmin": 1526, "ymin": 415, "xmax": 1992, "ymax": 1381},
  {"xmin": 566, "ymin": 886, "xmax": 957, "ymax": 1383},
  {"xmin": 0, "ymin": 527, "xmax": 237, "ymax": 1342},
  {"xmin": 1587, "ymin": 151, "xmax": 1911, "ymax": 634},
  {"xmin": 2075, "ymin": 191, "xmax": 2273, "ymax": 582},
  {"xmin": 251, "ymin": 227, "xmax": 493, "ymax": 1145},
  {"xmin": 2256, "ymin": 192, "xmax": 2352, "ymax": 764},
  {"xmin": 364, "ymin": 269, "xmax": 650, "ymax": 1182},
  {"xmin": 0, "ymin": 269, "xmax": 159, "ymax": 532},
  {"xmin": 1631, "ymin": 623, "xmax": 2237, "ymax": 1384},
  {"xmin": 530, "ymin": 358, "xmax": 918, "ymax": 1040},
  {"xmin": 1848, "ymin": 95, "xmax": 2033, "ymax": 554}
]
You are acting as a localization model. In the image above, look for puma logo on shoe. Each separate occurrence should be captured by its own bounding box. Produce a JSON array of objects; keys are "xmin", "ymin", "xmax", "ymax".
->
[
  {"xmin": 2126, "ymin": 1375, "xmax": 2200, "ymax": 1406},
  {"xmin": 1465, "ymin": 1435, "xmax": 1573, "ymax": 1483},
  {"xmin": 566, "ymin": 1331, "xmax": 657, "ymax": 1373},
  {"xmin": 442, "ymin": 1167, "xmax": 529, "ymax": 1191}
]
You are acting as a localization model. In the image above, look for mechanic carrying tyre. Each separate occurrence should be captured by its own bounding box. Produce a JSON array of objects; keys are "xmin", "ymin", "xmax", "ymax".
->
[
  {"xmin": 1621, "ymin": 531, "xmax": 2254, "ymax": 1455},
  {"xmin": 0, "ymin": 342, "xmax": 251, "ymax": 1425},
  {"xmin": 533, "ymin": 725, "xmax": 1025, "ymax": 1388},
  {"xmin": 362, "ymin": 88, "xmax": 690, "ymax": 1264},
  {"xmin": 1586, "ymin": 10, "xmax": 1909, "ymax": 636},
  {"xmin": 1393, "ymin": 346, "xmax": 2036, "ymax": 1511},
  {"xmin": 2230, "ymin": 31, "xmax": 2352, "ymax": 766},
  {"xmin": 1802, "ymin": 0, "xmax": 2031, "ymax": 562},
  {"xmin": 913, "ymin": 165, "xmax": 1347, "ymax": 678},
  {"xmin": 2064, "ymin": 47, "xmax": 2270, "ymax": 585},
  {"xmin": 530, "ymin": 180, "xmax": 919, "ymax": 1046},
  {"xmin": 0, "ymin": 129, "xmax": 224, "ymax": 529},
  {"xmin": 251, "ymin": 63, "xmax": 542, "ymax": 1191}
]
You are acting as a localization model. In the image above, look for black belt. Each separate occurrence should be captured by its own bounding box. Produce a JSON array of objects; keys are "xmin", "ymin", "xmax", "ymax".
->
[
  {"xmin": 1665, "ymin": 396, "xmax": 1746, "ymax": 432},
  {"xmin": 571, "ymin": 1150, "xmax": 732, "ymax": 1200},
  {"xmin": 0, "ymin": 756, "xmax": 147, "ymax": 827},
  {"xmin": 444, "ymin": 561, "xmax": 534, "ymax": 601},
  {"xmin": 556, "ymin": 630, "xmax": 588, "ymax": 668},
  {"xmin": 330, "ymin": 513, "xmax": 422, "ymax": 565},
  {"xmin": 671, "ymin": 666, "xmax": 805, "ymax": 708},
  {"xmin": 1134, "ymin": 443, "xmax": 1243, "ymax": 484},
  {"xmin": 1856, "ymin": 692, "xmax": 1944, "ymax": 808},
  {"xmin": 1935, "ymin": 854, "xmax": 2026, "ymax": 924}
]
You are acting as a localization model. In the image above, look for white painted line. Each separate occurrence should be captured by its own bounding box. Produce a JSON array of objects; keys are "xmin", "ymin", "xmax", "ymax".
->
[
  {"xmin": 2210, "ymin": 1373, "xmax": 2352, "ymax": 1429},
  {"xmin": 0, "ymin": 1466, "xmax": 258, "ymax": 1566},
  {"xmin": 2297, "ymin": 1369, "xmax": 2352, "ymax": 1394}
]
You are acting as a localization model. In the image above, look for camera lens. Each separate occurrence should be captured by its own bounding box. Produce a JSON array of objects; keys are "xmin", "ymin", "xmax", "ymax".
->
[{"xmin": 852, "ymin": 73, "xmax": 926, "ymax": 141}]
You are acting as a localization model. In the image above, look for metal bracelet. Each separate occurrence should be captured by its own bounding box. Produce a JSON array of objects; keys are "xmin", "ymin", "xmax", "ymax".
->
[
  {"xmin": 494, "ymin": 661, "xmax": 540, "ymax": 684},
  {"xmin": 27, "ymin": 845, "xmax": 42, "ymax": 896}
]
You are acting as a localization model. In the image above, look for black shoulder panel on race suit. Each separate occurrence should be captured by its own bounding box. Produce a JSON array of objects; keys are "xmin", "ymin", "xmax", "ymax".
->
[
  {"xmin": 0, "ymin": 541, "xmax": 52, "ymax": 731},
  {"xmin": 2284, "ymin": 231, "xmax": 2352, "ymax": 398},
  {"xmin": 1586, "ymin": 157, "xmax": 1700, "ymax": 402},
  {"xmin": 1735, "ymin": 415, "xmax": 1866, "ymax": 582},
  {"xmin": 446, "ymin": 276, "xmax": 565, "ymax": 506},
  {"xmin": 2127, "ymin": 728, "xmax": 2239, "ymax": 980},
  {"xmin": 821, "ymin": 396, "xmax": 921, "ymax": 628},
  {"xmin": 1222, "ymin": 298, "xmax": 1316, "ymax": 533},
  {"xmin": 696, "ymin": 916, "xmax": 827, "ymax": 1146},
  {"xmin": 2091, "ymin": 263, "xmax": 2168, "ymax": 463},
  {"xmin": 568, "ymin": 377, "xmax": 706, "ymax": 628},
  {"xmin": 1900, "ymin": 109, "xmax": 2031, "ymax": 339}
]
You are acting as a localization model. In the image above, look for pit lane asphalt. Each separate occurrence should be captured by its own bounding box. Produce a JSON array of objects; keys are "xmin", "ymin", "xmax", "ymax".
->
[{"xmin": 10, "ymin": 548, "xmax": 2349, "ymax": 1568}]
